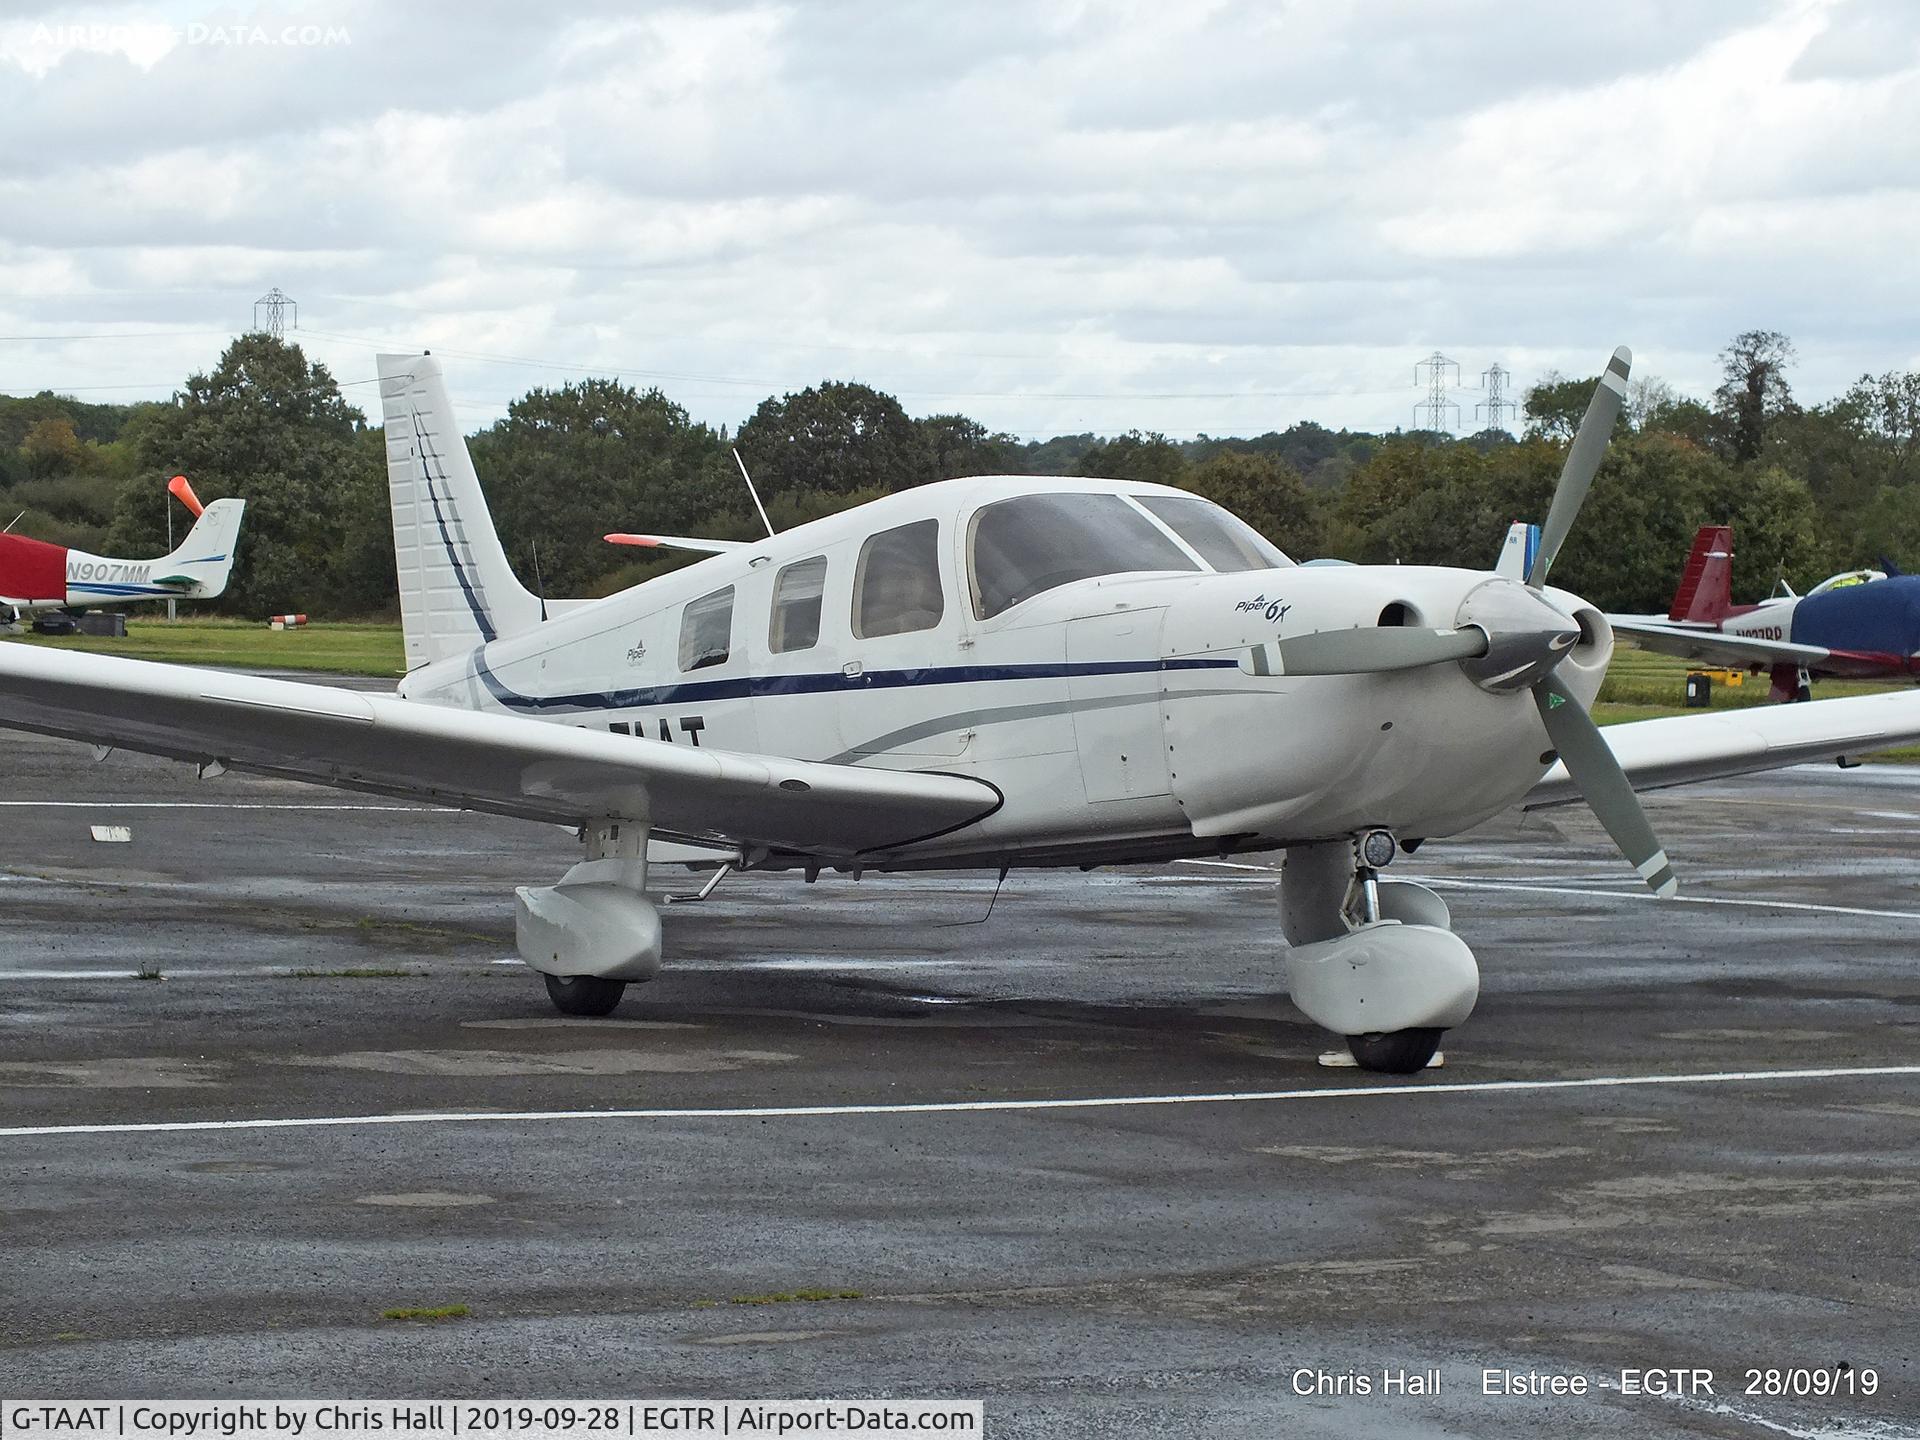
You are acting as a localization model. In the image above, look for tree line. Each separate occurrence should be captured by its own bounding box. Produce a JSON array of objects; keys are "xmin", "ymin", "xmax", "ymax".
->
[{"xmin": 4, "ymin": 328, "xmax": 1915, "ymax": 618}]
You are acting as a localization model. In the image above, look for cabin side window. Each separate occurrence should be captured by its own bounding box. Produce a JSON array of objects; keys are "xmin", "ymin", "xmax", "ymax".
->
[
  {"xmin": 854, "ymin": 520, "xmax": 945, "ymax": 638},
  {"xmin": 679, "ymin": 585, "xmax": 735, "ymax": 671},
  {"xmin": 770, "ymin": 556, "xmax": 828, "ymax": 653}
]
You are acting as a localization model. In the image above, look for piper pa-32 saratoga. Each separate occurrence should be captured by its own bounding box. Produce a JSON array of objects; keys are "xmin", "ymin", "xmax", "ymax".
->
[
  {"xmin": 3, "ymin": 346, "xmax": 1919, "ymax": 1074},
  {"xmin": 0, "ymin": 476, "xmax": 244, "ymax": 626}
]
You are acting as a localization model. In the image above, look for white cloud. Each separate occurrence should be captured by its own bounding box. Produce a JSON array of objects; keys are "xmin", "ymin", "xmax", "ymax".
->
[{"xmin": 1, "ymin": 0, "xmax": 1917, "ymax": 438}]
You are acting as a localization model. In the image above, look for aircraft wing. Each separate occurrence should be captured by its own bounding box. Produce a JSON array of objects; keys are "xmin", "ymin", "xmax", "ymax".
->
[
  {"xmin": 1524, "ymin": 690, "xmax": 1920, "ymax": 809},
  {"xmin": 0, "ymin": 646, "xmax": 1000, "ymax": 858},
  {"xmin": 1608, "ymin": 618, "xmax": 1833, "ymax": 670}
]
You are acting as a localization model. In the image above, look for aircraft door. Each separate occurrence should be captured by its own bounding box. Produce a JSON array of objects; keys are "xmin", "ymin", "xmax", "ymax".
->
[{"xmin": 1066, "ymin": 610, "xmax": 1170, "ymax": 802}]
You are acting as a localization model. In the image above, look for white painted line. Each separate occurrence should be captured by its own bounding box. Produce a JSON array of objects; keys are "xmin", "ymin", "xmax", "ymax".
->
[
  {"xmin": 1172, "ymin": 860, "xmax": 1920, "ymax": 922},
  {"xmin": 5, "ymin": 1064, "xmax": 1919, "ymax": 1141},
  {"xmin": 1412, "ymin": 876, "xmax": 1920, "ymax": 922},
  {"xmin": 0, "ymin": 801, "xmax": 442, "ymax": 811}
]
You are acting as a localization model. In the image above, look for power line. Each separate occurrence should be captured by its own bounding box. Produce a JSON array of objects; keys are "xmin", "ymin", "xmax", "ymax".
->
[{"xmin": 0, "ymin": 329, "xmax": 235, "ymax": 342}]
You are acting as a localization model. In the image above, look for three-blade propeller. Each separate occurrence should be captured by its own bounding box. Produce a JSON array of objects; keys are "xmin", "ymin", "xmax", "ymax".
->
[{"xmin": 1271, "ymin": 345, "xmax": 1677, "ymax": 897}]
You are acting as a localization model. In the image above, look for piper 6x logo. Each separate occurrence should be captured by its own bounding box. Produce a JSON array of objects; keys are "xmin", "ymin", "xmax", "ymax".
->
[
  {"xmin": 1235, "ymin": 593, "xmax": 1292, "ymax": 623},
  {"xmin": 69, "ymin": 560, "xmax": 151, "ymax": 585}
]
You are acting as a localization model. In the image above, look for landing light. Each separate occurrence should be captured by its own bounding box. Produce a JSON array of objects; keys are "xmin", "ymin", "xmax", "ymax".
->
[{"xmin": 1358, "ymin": 829, "xmax": 1397, "ymax": 869}]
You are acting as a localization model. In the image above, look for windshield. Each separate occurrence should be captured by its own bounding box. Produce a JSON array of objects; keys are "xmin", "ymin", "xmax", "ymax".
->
[
  {"xmin": 970, "ymin": 493, "xmax": 1200, "ymax": 619},
  {"xmin": 1134, "ymin": 494, "xmax": 1293, "ymax": 571}
]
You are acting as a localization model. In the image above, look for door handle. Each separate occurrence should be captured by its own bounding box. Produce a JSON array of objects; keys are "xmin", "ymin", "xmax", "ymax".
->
[{"xmin": 842, "ymin": 660, "xmax": 864, "ymax": 679}]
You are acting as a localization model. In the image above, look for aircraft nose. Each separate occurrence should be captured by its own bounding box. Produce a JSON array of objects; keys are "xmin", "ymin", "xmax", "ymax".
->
[{"xmin": 1454, "ymin": 578, "xmax": 1583, "ymax": 693}]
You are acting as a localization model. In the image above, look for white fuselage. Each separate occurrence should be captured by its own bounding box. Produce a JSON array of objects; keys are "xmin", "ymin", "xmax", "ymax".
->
[{"xmin": 398, "ymin": 478, "xmax": 1610, "ymax": 868}]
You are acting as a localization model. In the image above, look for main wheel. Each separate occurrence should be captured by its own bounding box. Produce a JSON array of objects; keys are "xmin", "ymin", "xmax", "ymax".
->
[
  {"xmin": 543, "ymin": 973, "xmax": 627, "ymax": 1017},
  {"xmin": 1347, "ymin": 1027, "xmax": 1443, "ymax": 1074}
]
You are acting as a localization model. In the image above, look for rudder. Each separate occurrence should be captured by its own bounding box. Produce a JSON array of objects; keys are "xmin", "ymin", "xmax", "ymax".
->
[
  {"xmin": 1668, "ymin": 524, "xmax": 1733, "ymax": 624},
  {"xmin": 377, "ymin": 353, "xmax": 541, "ymax": 671}
]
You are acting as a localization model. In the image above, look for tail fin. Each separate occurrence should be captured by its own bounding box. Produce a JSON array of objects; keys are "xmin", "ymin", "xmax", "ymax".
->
[
  {"xmin": 377, "ymin": 353, "xmax": 542, "ymax": 671},
  {"xmin": 152, "ymin": 498, "xmax": 246, "ymax": 598},
  {"xmin": 1668, "ymin": 524, "xmax": 1733, "ymax": 623},
  {"xmin": 1494, "ymin": 521, "xmax": 1540, "ymax": 582}
]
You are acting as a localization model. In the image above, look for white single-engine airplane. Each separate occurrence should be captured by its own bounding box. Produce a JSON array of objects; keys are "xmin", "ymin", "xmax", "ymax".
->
[{"xmin": 2, "ymin": 347, "xmax": 1918, "ymax": 1073}]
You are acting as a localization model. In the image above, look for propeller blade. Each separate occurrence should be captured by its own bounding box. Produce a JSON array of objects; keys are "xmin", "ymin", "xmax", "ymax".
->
[
  {"xmin": 1275, "ymin": 626, "xmax": 1488, "ymax": 676},
  {"xmin": 1527, "ymin": 346, "xmax": 1631, "ymax": 588},
  {"xmin": 1532, "ymin": 671, "xmax": 1677, "ymax": 896}
]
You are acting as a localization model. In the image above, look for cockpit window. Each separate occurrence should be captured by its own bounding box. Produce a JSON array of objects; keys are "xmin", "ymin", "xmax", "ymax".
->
[
  {"xmin": 970, "ymin": 492, "xmax": 1200, "ymax": 620},
  {"xmin": 854, "ymin": 519, "xmax": 945, "ymax": 638},
  {"xmin": 1134, "ymin": 494, "xmax": 1293, "ymax": 572}
]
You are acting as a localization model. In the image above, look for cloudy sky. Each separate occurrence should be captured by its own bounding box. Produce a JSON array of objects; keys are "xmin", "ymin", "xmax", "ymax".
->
[{"xmin": 2, "ymin": 0, "xmax": 1916, "ymax": 440}]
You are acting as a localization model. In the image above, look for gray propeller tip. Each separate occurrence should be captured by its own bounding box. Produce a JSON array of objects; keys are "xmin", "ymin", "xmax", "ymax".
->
[{"xmin": 1607, "ymin": 346, "xmax": 1633, "ymax": 378}]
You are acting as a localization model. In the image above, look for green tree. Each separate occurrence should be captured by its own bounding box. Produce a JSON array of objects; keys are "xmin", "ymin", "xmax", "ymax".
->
[
  {"xmin": 20, "ymin": 416, "xmax": 87, "ymax": 478},
  {"xmin": 734, "ymin": 381, "xmax": 936, "ymax": 503},
  {"xmin": 1073, "ymin": 430, "xmax": 1186, "ymax": 486},
  {"xmin": 109, "ymin": 333, "xmax": 380, "ymax": 615},
  {"xmin": 1183, "ymin": 451, "xmax": 1325, "ymax": 558},
  {"xmin": 1714, "ymin": 329, "xmax": 1795, "ymax": 463},
  {"xmin": 469, "ymin": 379, "xmax": 728, "ymax": 597},
  {"xmin": 1842, "ymin": 369, "xmax": 1920, "ymax": 486},
  {"xmin": 1701, "ymin": 463, "xmax": 1822, "ymax": 598},
  {"xmin": 920, "ymin": 414, "xmax": 1016, "ymax": 479},
  {"xmin": 1523, "ymin": 373, "xmax": 1599, "ymax": 442}
]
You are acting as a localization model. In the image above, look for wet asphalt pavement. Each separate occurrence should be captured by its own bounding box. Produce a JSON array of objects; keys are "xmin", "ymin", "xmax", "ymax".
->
[{"xmin": 3, "ymin": 710, "xmax": 1919, "ymax": 1438}]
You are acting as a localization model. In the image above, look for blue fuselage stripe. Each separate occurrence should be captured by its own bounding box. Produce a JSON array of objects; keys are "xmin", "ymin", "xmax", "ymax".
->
[{"xmin": 472, "ymin": 655, "xmax": 1237, "ymax": 714}]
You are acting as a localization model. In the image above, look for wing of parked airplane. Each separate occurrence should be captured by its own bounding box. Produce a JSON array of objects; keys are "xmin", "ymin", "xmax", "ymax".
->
[
  {"xmin": 1610, "ymin": 618, "xmax": 1895, "ymax": 678},
  {"xmin": 1610, "ymin": 617, "xmax": 1832, "ymax": 668},
  {"xmin": 1524, "ymin": 688, "xmax": 1920, "ymax": 808},
  {"xmin": 0, "ymin": 645, "xmax": 1000, "ymax": 858}
]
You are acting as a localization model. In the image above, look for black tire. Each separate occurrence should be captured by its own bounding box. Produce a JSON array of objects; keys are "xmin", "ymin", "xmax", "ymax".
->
[
  {"xmin": 1346, "ymin": 1027, "xmax": 1443, "ymax": 1074},
  {"xmin": 543, "ymin": 973, "xmax": 627, "ymax": 1017}
]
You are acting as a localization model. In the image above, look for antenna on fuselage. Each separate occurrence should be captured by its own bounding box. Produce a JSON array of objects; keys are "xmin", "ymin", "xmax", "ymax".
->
[
  {"xmin": 733, "ymin": 448, "xmax": 776, "ymax": 538},
  {"xmin": 2, "ymin": 511, "xmax": 22, "ymax": 534},
  {"xmin": 530, "ymin": 538, "xmax": 549, "ymax": 623}
]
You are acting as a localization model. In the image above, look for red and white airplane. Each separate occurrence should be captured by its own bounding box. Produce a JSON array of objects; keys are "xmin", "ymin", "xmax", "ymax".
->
[
  {"xmin": 1, "ymin": 349, "xmax": 1918, "ymax": 1072},
  {"xmin": 0, "ymin": 476, "xmax": 245, "ymax": 626}
]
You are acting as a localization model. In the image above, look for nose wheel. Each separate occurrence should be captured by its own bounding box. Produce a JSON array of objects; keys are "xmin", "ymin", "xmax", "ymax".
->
[
  {"xmin": 1346, "ymin": 1026, "xmax": 1444, "ymax": 1074},
  {"xmin": 544, "ymin": 973, "xmax": 628, "ymax": 1016}
]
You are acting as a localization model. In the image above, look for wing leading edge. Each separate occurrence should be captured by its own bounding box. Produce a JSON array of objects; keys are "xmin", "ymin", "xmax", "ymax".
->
[
  {"xmin": 0, "ymin": 646, "xmax": 1000, "ymax": 857},
  {"xmin": 1609, "ymin": 618, "xmax": 1833, "ymax": 670},
  {"xmin": 1525, "ymin": 689, "xmax": 1920, "ymax": 809}
]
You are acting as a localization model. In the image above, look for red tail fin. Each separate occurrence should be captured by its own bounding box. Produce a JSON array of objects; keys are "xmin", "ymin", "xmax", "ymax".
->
[{"xmin": 1669, "ymin": 524, "xmax": 1733, "ymax": 623}]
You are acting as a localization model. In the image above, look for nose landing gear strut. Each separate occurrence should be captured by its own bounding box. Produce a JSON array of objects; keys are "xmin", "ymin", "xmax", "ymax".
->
[{"xmin": 1280, "ymin": 831, "xmax": 1478, "ymax": 1074}]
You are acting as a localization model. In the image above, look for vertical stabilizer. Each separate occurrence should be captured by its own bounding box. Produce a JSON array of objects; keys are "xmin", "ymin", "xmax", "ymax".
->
[
  {"xmin": 1494, "ymin": 521, "xmax": 1540, "ymax": 582},
  {"xmin": 377, "ymin": 353, "xmax": 542, "ymax": 671},
  {"xmin": 1668, "ymin": 524, "xmax": 1734, "ymax": 624},
  {"xmin": 152, "ymin": 498, "xmax": 246, "ymax": 598}
]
